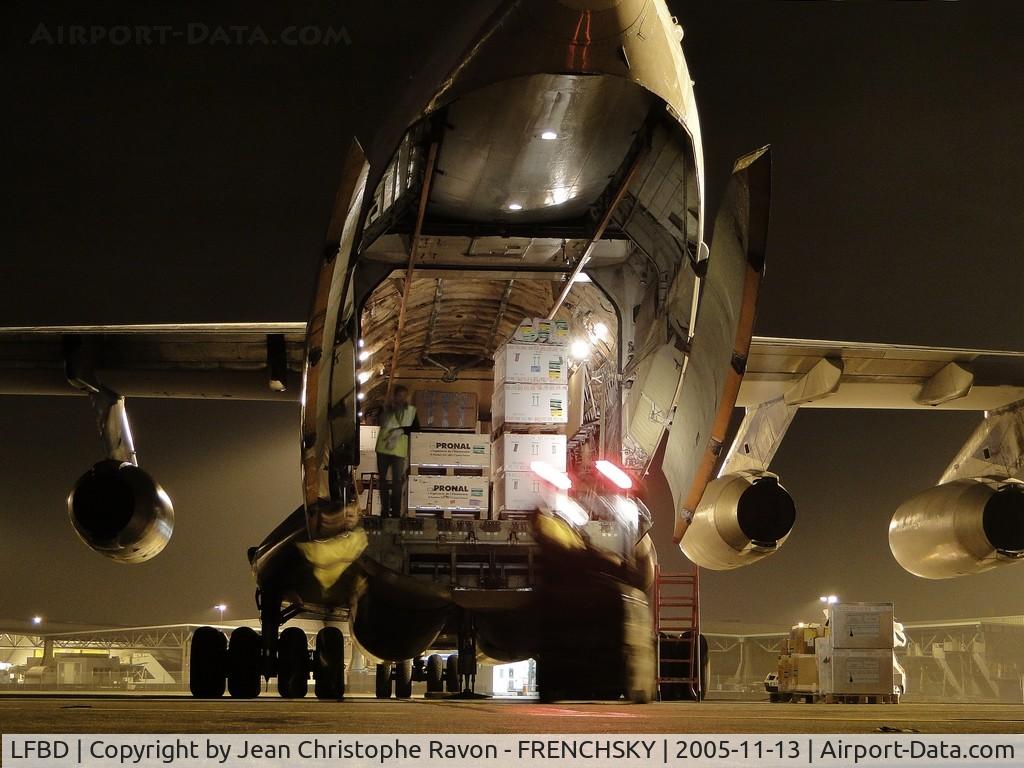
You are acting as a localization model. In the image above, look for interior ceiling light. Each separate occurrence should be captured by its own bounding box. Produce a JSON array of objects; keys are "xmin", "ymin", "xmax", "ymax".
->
[{"xmin": 540, "ymin": 130, "xmax": 558, "ymax": 140}]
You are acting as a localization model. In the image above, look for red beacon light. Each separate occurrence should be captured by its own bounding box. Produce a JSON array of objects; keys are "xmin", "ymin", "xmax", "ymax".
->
[{"xmin": 595, "ymin": 460, "xmax": 633, "ymax": 490}]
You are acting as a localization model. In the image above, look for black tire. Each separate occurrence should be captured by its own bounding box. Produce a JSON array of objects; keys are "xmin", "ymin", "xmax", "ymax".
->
[
  {"xmin": 445, "ymin": 654, "xmax": 460, "ymax": 693},
  {"xmin": 277, "ymin": 627, "xmax": 309, "ymax": 698},
  {"xmin": 375, "ymin": 663, "xmax": 393, "ymax": 699},
  {"xmin": 425, "ymin": 654, "xmax": 444, "ymax": 693},
  {"xmin": 227, "ymin": 627, "xmax": 262, "ymax": 698},
  {"xmin": 314, "ymin": 627, "xmax": 345, "ymax": 699},
  {"xmin": 189, "ymin": 626, "xmax": 226, "ymax": 698},
  {"xmin": 394, "ymin": 659, "xmax": 413, "ymax": 699}
]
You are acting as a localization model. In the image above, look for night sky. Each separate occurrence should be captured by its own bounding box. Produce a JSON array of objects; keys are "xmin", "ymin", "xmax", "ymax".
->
[{"xmin": 1, "ymin": 1, "xmax": 1022, "ymax": 630}]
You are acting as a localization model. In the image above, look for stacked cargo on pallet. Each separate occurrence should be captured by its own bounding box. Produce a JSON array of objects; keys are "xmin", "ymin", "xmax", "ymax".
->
[
  {"xmin": 777, "ymin": 623, "xmax": 826, "ymax": 695},
  {"xmin": 491, "ymin": 318, "xmax": 571, "ymax": 519},
  {"xmin": 816, "ymin": 602, "xmax": 898, "ymax": 697},
  {"xmin": 407, "ymin": 431, "xmax": 490, "ymax": 519}
]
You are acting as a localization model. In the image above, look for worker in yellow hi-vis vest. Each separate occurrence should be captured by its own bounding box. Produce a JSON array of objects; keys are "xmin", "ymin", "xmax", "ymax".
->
[{"xmin": 374, "ymin": 385, "xmax": 419, "ymax": 518}]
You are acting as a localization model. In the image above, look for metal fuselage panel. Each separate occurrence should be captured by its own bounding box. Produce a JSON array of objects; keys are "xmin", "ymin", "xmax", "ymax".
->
[{"xmin": 430, "ymin": 74, "xmax": 655, "ymax": 222}]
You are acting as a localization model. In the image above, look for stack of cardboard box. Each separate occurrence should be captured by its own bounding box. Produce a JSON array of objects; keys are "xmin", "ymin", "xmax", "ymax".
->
[
  {"xmin": 778, "ymin": 624, "xmax": 825, "ymax": 694},
  {"xmin": 406, "ymin": 432, "xmax": 490, "ymax": 518},
  {"xmin": 491, "ymin": 318, "xmax": 570, "ymax": 519}
]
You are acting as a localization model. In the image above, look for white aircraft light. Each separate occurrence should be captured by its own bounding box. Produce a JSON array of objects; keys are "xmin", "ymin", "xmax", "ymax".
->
[
  {"xmin": 530, "ymin": 461, "xmax": 572, "ymax": 491},
  {"xmin": 595, "ymin": 459, "xmax": 633, "ymax": 490},
  {"xmin": 570, "ymin": 339, "xmax": 591, "ymax": 359}
]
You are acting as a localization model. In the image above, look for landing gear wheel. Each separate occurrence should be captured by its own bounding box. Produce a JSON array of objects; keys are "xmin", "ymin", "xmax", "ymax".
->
[
  {"xmin": 189, "ymin": 626, "xmax": 226, "ymax": 698},
  {"xmin": 314, "ymin": 627, "xmax": 345, "ymax": 699},
  {"xmin": 375, "ymin": 663, "xmax": 393, "ymax": 699},
  {"xmin": 394, "ymin": 659, "xmax": 413, "ymax": 699},
  {"xmin": 425, "ymin": 654, "xmax": 444, "ymax": 693},
  {"xmin": 277, "ymin": 627, "xmax": 309, "ymax": 698},
  {"xmin": 445, "ymin": 654, "xmax": 459, "ymax": 693},
  {"xmin": 227, "ymin": 627, "xmax": 262, "ymax": 698}
]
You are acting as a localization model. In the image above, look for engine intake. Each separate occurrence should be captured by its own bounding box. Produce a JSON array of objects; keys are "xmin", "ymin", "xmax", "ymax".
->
[
  {"xmin": 680, "ymin": 472, "xmax": 796, "ymax": 570},
  {"xmin": 68, "ymin": 460, "xmax": 174, "ymax": 564},
  {"xmin": 889, "ymin": 479, "xmax": 1024, "ymax": 579}
]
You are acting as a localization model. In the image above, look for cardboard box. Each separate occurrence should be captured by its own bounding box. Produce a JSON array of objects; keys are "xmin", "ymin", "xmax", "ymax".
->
[
  {"xmin": 359, "ymin": 425, "xmax": 380, "ymax": 452},
  {"xmin": 492, "ymin": 433, "xmax": 567, "ymax": 473},
  {"xmin": 494, "ymin": 342, "xmax": 568, "ymax": 385},
  {"xmin": 512, "ymin": 317, "xmax": 570, "ymax": 345},
  {"xmin": 356, "ymin": 449, "xmax": 378, "ymax": 475},
  {"xmin": 825, "ymin": 648, "xmax": 895, "ymax": 695},
  {"xmin": 791, "ymin": 653, "xmax": 818, "ymax": 692},
  {"xmin": 407, "ymin": 475, "xmax": 489, "ymax": 513},
  {"xmin": 779, "ymin": 653, "xmax": 818, "ymax": 693},
  {"xmin": 492, "ymin": 382, "xmax": 568, "ymax": 427},
  {"xmin": 414, "ymin": 390, "xmax": 478, "ymax": 430},
  {"xmin": 829, "ymin": 603, "xmax": 894, "ymax": 649},
  {"xmin": 410, "ymin": 432, "xmax": 489, "ymax": 468},
  {"xmin": 493, "ymin": 471, "xmax": 553, "ymax": 513},
  {"xmin": 789, "ymin": 623, "xmax": 825, "ymax": 655}
]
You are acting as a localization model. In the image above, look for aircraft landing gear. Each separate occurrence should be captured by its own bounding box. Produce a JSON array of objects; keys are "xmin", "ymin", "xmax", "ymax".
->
[
  {"xmin": 425, "ymin": 654, "xmax": 444, "ymax": 693},
  {"xmin": 455, "ymin": 614, "xmax": 480, "ymax": 695},
  {"xmin": 375, "ymin": 663, "xmax": 393, "ymax": 698},
  {"xmin": 277, "ymin": 627, "xmax": 309, "ymax": 698},
  {"xmin": 445, "ymin": 653, "xmax": 460, "ymax": 693},
  {"xmin": 314, "ymin": 627, "xmax": 345, "ymax": 699},
  {"xmin": 188, "ymin": 626, "xmax": 226, "ymax": 698},
  {"xmin": 374, "ymin": 659, "xmax": 413, "ymax": 699},
  {"xmin": 187, "ymin": 592, "xmax": 347, "ymax": 699},
  {"xmin": 227, "ymin": 627, "xmax": 262, "ymax": 698},
  {"xmin": 394, "ymin": 659, "xmax": 413, "ymax": 698}
]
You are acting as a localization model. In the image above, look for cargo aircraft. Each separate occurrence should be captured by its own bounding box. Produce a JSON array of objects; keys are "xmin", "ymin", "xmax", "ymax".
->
[{"xmin": 2, "ymin": 0, "xmax": 1022, "ymax": 701}]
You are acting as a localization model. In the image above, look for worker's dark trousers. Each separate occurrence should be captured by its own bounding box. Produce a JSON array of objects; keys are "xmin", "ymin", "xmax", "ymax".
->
[{"xmin": 376, "ymin": 453, "xmax": 406, "ymax": 518}]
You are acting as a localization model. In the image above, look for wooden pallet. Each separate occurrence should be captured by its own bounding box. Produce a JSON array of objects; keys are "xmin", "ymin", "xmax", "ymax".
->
[
  {"xmin": 821, "ymin": 693, "xmax": 900, "ymax": 704},
  {"xmin": 493, "ymin": 509, "xmax": 536, "ymax": 521},
  {"xmin": 772, "ymin": 691, "xmax": 900, "ymax": 704},
  {"xmin": 491, "ymin": 422, "xmax": 569, "ymax": 440},
  {"xmin": 409, "ymin": 508, "xmax": 486, "ymax": 520},
  {"xmin": 409, "ymin": 465, "xmax": 489, "ymax": 477}
]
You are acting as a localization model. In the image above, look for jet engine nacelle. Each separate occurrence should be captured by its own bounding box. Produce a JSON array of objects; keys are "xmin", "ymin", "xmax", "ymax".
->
[
  {"xmin": 889, "ymin": 479, "xmax": 1024, "ymax": 579},
  {"xmin": 680, "ymin": 472, "xmax": 796, "ymax": 570},
  {"xmin": 67, "ymin": 460, "xmax": 174, "ymax": 564}
]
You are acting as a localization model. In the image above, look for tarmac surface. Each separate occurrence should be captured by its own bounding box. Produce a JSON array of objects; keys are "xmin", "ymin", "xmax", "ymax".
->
[{"xmin": 1, "ymin": 695, "xmax": 1022, "ymax": 734}]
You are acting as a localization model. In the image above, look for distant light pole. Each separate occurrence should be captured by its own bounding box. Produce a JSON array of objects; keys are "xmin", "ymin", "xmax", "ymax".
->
[
  {"xmin": 819, "ymin": 595, "xmax": 839, "ymax": 605},
  {"xmin": 31, "ymin": 616, "xmax": 42, "ymax": 626},
  {"xmin": 215, "ymin": 604, "xmax": 227, "ymax": 622}
]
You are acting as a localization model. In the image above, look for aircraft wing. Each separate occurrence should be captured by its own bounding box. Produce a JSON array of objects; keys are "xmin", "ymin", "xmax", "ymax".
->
[
  {"xmin": 0, "ymin": 323, "xmax": 306, "ymax": 401},
  {"xmin": 1, "ymin": 324, "xmax": 1022, "ymax": 411},
  {"xmin": 739, "ymin": 336, "xmax": 1024, "ymax": 411}
]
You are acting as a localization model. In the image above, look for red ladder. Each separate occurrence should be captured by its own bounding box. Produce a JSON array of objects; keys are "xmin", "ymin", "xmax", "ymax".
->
[{"xmin": 654, "ymin": 565, "xmax": 702, "ymax": 701}]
